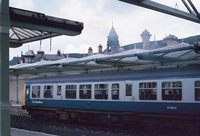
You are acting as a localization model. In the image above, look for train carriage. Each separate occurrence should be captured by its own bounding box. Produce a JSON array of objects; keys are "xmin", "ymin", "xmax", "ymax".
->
[{"xmin": 22, "ymin": 65, "xmax": 200, "ymax": 125}]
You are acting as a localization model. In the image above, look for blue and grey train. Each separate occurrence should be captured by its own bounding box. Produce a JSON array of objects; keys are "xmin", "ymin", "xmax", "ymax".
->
[{"xmin": 22, "ymin": 65, "xmax": 200, "ymax": 125}]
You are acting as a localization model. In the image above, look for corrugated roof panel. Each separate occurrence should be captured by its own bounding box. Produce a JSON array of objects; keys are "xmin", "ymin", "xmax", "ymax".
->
[
  {"xmin": 120, "ymin": 56, "xmax": 138, "ymax": 62},
  {"xmin": 164, "ymin": 50, "xmax": 188, "ymax": 59},
  {"xmin": 179, "ymin": 51, "xmax": 200, "ymax": 59}
]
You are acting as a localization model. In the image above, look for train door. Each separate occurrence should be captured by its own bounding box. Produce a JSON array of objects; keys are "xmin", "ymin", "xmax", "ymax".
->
[
  {"xmin": 56, "ymin": 84, "xmax": 63, "ymax": 99},
  {"xmin": 124, "ymin": 81, "xmax": 134, "ymax": 101},
  {"xmin": 23, "ymin": 84, "xmax": 30, "ymax": 107}
]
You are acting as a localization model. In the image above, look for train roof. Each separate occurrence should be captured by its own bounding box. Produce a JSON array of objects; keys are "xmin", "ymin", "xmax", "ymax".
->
[{"xmin": 26, "ymin": 65, "xmax": 200, "ymax": 84}]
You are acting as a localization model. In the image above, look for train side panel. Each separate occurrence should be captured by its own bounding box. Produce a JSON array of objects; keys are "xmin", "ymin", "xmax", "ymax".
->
[{"xmin": 24, "ymin": 78, "xmax": 200, "ymax": 115}]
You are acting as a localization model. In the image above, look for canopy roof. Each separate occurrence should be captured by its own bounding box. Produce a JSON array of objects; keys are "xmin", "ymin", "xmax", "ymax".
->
[
  {"xmin": 9, "ymin": 42, "xmax": 200, "ymax": 76},
  {"xmin": 9, "ymin": 7, "xmax": 83, "ymax": 48}
]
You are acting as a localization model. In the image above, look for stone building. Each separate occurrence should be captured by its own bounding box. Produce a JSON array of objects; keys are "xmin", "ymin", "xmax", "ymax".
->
[
  {"xmin": 103, "ymin": 26, "xmax": 124, "ymax": 54},
  {"xmin": 123, "ymin": 29, "xmax": 200, "ymax": 50},
  {"xmin": 163, "ymin": 34, "xmax": 179, "ymax": 46},
  {"xmin": 140, "ymin": 29, "xmax": 152, "ymax": 50},
  {"xmin": 21, "ymin": 50, "xmax": 66, "ymax": 63}
]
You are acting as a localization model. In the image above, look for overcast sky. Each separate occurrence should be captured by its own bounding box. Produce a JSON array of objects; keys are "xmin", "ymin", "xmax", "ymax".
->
[{"xmin": 9, "ymin": 0, "xmax": 200, "ymax": 60}]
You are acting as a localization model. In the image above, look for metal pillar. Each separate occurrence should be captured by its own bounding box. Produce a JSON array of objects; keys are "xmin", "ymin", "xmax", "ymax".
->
[{"xmin": 0, "ymin": 0, "xmax": 10, "ymax": 136}]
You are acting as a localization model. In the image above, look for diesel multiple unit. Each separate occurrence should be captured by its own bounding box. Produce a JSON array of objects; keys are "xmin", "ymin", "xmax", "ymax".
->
[{"xmin": 22, "ymin": 65, "xmax": 200, "ymax": 125}]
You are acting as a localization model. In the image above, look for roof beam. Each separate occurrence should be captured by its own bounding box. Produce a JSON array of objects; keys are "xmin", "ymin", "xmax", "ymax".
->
[
  {"xmin": 187, "ymin": 0, "xmax": 200, "ymax": 19},
  {"xmin": 119, "ymin": 0, "xmax": 200, "ymax": 24},
  {"xmin": 10, "ymin": 33, "xmax": 59, "ymax": 48},
  {"xmin": 181, "ymin": 0, "xmax": 194, "ymax": 15}
]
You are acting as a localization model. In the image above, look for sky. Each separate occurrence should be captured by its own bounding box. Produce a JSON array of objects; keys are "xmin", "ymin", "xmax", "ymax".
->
[{"xmin": 9, "ymin": 0, "xmax": 200, "ymax": 60}]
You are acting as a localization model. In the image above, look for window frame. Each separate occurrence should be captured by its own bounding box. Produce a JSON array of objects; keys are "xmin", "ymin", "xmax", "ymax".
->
[
  {"xmin": 65, "ymin": 85, "xmax": 77, "ymax": 99},
  {"xmin": 43, "ymin": 85, "xmax": 54, "ymax": 98},
  {"xmin": 112, "ymin": 83, "xmax": 119, "ymax": 100},
  {"xmin": 31, "ymin": 85, "xmax": 41, "ymax": 98},
  {"xmin": 57, "ymin": 85, "xmax": 62, "ymax": 96},
  {"xmin": 139, "ymin": 82, "xmax": 157, "ymax": 100},
  {"xmin": 95, "ymin": 84, "xmax": 108, "ymax": 99},
  {"xmin": 79, "ymin": 84, "xmax": 92, "ymax": 99},
  {"xmin": 126, "ymin": 84, "xmax": 132, "ymax": 96},
  {"xmin": 162, "ymin": 81, "xmax": 182, "ymax": 101},
  {"xmin": 195, "ymin": 81, "xmax": 200, "ymax": 101}
]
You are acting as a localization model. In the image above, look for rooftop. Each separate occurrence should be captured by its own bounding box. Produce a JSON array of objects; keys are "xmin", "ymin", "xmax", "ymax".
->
[{"xmin": 10, "ymin": 42, "xmax": 200, "ymax": 76}]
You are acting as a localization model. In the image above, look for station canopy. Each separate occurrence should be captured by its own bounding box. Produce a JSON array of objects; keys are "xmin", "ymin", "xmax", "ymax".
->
[
  {"xmin": 9, "ymin": 7, "xmax": 83, "ymax": 48},
  {"xmin": 9, "ymin": 42, "xmax": 200, "ymax": 76}
]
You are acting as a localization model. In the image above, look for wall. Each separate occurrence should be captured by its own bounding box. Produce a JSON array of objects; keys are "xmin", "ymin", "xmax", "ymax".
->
[{"xmin": 9, "ymin": 75, "xmax": 38, "ymax": 104}]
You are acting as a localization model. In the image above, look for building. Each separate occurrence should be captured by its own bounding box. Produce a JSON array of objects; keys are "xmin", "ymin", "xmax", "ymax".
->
[
  {"xmin": 21, "ymin": 50, "xmax": 66, "ymax": 63},
  {"xmin": 10, "ymin": 50, "xmax": 87, "ymax": 65},
  {"xmin": 10, "ymin": 26, "xmax": 200, "ymax": 65},
  {"xmin": 123, "ymin": 30, "xmax": 200, "ymax": 51},
  {"xmin": 102, "ymin": 27, "xmax": 200, "ymax": 54},
  {"xmin": 140, "ymin": 29, "xmax": 152, "ymax": 50},
  {"xmin": 103, "ymin": 25, "xmax": 124, "ymax": 54}
]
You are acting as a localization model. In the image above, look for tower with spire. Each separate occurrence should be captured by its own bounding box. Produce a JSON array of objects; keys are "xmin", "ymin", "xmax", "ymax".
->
[{"xmin": 104, "ymin": 25, "xmax": 120, "ymax": 54}]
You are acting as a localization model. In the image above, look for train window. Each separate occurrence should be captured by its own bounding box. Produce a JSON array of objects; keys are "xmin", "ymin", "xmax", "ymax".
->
[
  {"xmin": 195, "ymin": 81, "xmax": 200, "ymax": 101},
  {"xmin": 57, "ymin": 86, "xmax": 62, "ymax": 96},
  {"xmin": 44, "ymin": 85, "xmax": 53, "ymax": 98},
  {"xmin": 95, "ymin": 84, "xmax": 108, "ymax": 99},
  {"xmin": 32, "ymin": 86, "xmax": 40, "ymax": 98},
  {"xmin": 139, "ymin": 82, "xmax": 157, "ymax": 100},
  {"xmin": 112, "ymin": 83, "xmax": 119, "ymax": 100},
  {"xmin": 126, "ymin": 84, "xmax": 132, "ymax": 96},
  {"xmin": 79, "ymin": 84, "xmax": 91, "ymax": 99},
  {"xmin": 162, "ymin": 81, "xmax": 182, "ymax": 100},
  {"xmin": 65, "ymin": 85, "xmax": 76, "ymax": 99},
  {"xmin": 26, "ymin": 87, "xmax": 29, "ymax": 95}
]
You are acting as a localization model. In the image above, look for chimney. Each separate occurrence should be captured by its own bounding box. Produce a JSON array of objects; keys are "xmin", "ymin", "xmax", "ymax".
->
[
  {"xmin": 140, "ymin": 29, "xmax": 151, "ymax": 50},
  {"xmin": 37, "ymin": 50, "xmax": 44, "ymax": 55},
  {"xmin": 57, "ymin": 50, "xmax": 61, "ymax": 56},
  {"xmin": 88, "ymin": 47, "xmax": 93, "ymax": 54},
  {"xmin": 98, "ymin": 44, "xmax": 102, "ymax": 54}
]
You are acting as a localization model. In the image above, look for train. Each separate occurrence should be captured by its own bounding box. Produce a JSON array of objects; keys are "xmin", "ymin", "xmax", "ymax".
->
[{"xmin": 22, "ymin": 64, "xmax": 200, "ymax": 126}]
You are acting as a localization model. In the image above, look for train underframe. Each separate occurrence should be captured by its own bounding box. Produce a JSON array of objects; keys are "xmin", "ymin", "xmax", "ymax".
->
[{"xmin": 23, "ymin": 106, "xmax": 200, "ymax": 132}]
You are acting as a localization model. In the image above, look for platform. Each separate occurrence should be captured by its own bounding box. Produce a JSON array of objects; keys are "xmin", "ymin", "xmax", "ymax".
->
[{"xmin": 11, "ymin": 128, "xmax": 57, "ymax": 136}]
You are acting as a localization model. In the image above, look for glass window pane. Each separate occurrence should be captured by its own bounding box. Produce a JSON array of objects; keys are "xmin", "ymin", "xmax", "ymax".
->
[
  {"xmin": 65, "ymin": 85, "xmax": 76, "ymax": 99},
  {"xmin": 126, "ymin": 84, "xmax": 132, "ymax": 96},
  {"xmin": 112, "ymin": 83, "xmax": 119, "ymax": 100},
  {"xmin": 162, "ymin": 81, "xmax": 182, "ymax": 101},
  {"xmin": 79, "ymin": 84, "xmax": 91, "ymax": 99},
  {"xmin": 57, "ymin": 86, "xmax": 61, "ymax": 96},
  {"xmin": 95, "ymin": 84, "xmax": 108, "ymax": 99},
  {"xmin": 139, "ymin": 82, "xmax": 157, "ymax": 100},
  {"xmin": 32, "ymin": 86, "xmax": 40, "ymax": 98},
  {"xmin": 44, "ymin": 85, "xmax": 53, "ymax": 98},
  {"xmin": 195, "ymin": 81, "xmax": 200, "ymax": 101},
  {"xmin": 195, "ymin": 89, "xmax": 200, "ymax": 101},
  {"xmin": 195, "ymin": 81, "xmax": 200, "ymax": 87}
]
